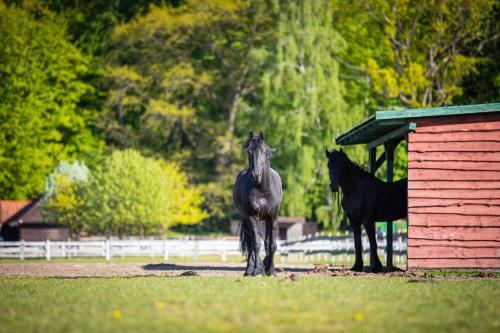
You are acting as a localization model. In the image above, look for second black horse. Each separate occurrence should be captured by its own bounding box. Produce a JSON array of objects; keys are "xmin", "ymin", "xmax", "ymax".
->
[{"xmin": 325, "ymin": 148, "xmax": 407, "ymax": 272}]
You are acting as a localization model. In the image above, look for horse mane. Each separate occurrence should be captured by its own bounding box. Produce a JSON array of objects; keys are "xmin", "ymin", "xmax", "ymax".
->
[{"xmin": 338, "ymin": 151, "xmax": 371, "ymax": 178}]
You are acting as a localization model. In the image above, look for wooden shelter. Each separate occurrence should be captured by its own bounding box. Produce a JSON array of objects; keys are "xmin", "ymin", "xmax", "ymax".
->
[{"xmin": 336, "ymin": 103, "xmax": 500, "ymax": 270}]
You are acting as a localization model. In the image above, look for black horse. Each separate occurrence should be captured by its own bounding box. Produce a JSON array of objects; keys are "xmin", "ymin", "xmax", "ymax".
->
[
  {"xmin": 325, "ymin": 148, "xmax": 407, "ymax": 272},
  {"xmin": 233, "ymin": 132, "xmax": 283, "ymax": 276}
]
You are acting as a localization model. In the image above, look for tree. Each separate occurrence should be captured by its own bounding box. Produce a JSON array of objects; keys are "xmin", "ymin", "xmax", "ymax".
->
[
  {"xmin": 252, "ymin": 0, "xmax": 366, "ymax": 228},
  {"xmin": 0, "ymin": 2, "xmax": 102, "ymax": 199},
  {"xmin": 102, "ymin": 0, "xmax": 275, "ymax": 229},
  {"xmin": 357, "ymin": 0, "xmax": 499, "ymax": 107},
  {"xmin": 44, "ymin": 150, "xmax": 207, "ymax": 237},
  {"xmin": 43, "ymin": 160, "xmax": 89, "ymax": 237},
  {"xmin": 103, "ymin": 0, "xmax": 274, "ymax": 163}
]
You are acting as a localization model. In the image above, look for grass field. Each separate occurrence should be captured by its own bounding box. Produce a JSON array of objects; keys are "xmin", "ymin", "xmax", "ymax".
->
[{"xmin": 0, "ymin": 275, "xmax": 498, "ymax": 333}]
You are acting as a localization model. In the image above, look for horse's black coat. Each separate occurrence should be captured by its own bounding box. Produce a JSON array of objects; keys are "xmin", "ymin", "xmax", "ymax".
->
[
  {"xmin": 325, "ymin": 148, "xmax": 407, "ymax": 272},
  {"xmin": 233, "ymin": 132, "xmax": 282, "ymax": 276}
]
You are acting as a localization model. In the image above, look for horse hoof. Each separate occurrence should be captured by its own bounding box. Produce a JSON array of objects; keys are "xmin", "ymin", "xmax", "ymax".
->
[
  {"xmin": 265, "ymin": 269, "xmax": 276, "ymax": 277},
  {"xmin": 369, "ymin": 266, "xmax": 384, "ymax": 273},
  {"xmin": 252, "ymin": 266, "xmax": 266, "ymax": 276},
  {"xmin": 350, "ymin": 265, "xmax": 363, "ymax": 272}
]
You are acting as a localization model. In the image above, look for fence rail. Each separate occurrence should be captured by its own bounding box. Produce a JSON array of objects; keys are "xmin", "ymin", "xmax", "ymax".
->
[{"xmin": 0, "ymin": 231, "xmax": 407, "ymax": 263}]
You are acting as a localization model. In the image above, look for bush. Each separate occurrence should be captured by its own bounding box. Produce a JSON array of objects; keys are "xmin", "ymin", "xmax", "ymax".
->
[{"xmin": 43, "ymin": 150, "xmax": 207, "ymax": 237}]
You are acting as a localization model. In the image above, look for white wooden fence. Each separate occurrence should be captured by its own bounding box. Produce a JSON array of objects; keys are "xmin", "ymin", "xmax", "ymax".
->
[
  {"xmin": 279, "ymin": 231, "xmax": 407, "ymax": 264},
  {"xmin": 0, "ymin": 239, "xmax": 241, "ymax": 261},
  {"xmin": 0, "ymin": 231, "xmax": 407, "ymax": 263}
]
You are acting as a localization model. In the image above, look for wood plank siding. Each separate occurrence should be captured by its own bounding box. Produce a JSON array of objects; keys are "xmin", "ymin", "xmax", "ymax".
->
[{"xmin": 407, "ymin": 112, "xmax": 500, "ymax": 269}]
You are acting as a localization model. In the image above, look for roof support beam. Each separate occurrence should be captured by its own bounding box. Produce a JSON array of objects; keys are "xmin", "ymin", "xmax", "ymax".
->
[
  {"xmin": 366, "ymin": 123, "xmax": 416, "ymax": 150},
  {"xmin": 384, "ymin": 140, "xmax": 395, "ymax": 272}
]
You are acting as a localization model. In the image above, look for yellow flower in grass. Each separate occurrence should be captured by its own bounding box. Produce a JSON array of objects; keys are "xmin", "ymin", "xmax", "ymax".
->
[
  {"xmin": 155, "ymin": 301, "xmax": 166, "ymax": 309},
  {"xmin": 113, "ymin": 310, "xmax": 122, "ymax": 319},
  {"xmin": 354, "ymin": 312, "xmax": 364, "ymax": 321}
]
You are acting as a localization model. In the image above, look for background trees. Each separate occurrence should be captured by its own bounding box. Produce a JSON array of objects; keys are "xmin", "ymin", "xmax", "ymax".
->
[
  {"xmin": 0, "ymin": 2, "xmax": 102, "ymax": 199},
  {"xmin": 336, "ymin": 0, "xmax": 500, "ymax": 108},
  {"xmin": 2, "ymin": 0, "xmax": 499, "ymax": 232},
  {"xmin": 253, "ymin": 0, "xmax": 366, "ymax": 227}
]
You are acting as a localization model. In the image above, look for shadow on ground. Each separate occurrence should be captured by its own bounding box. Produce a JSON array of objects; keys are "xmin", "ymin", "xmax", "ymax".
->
[{"xmin": 143, "ymin": 263, "xmax": 311, "ymax": 273}]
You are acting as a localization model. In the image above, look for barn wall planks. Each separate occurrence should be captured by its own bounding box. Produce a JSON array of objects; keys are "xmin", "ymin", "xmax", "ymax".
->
[
  {"xmin": 409, "ymin": 180, "xmax": 500, "ymax": 190},
  {"xmin": 408, "ymin": 258, "xmax": 500, "ymax": 269},
  {"xmin": 407, "ymin": 112, "xmax": 500, "ymax": 269},
  {"xmin": 408, "ymin": 214, "xmax": 500, "ymax": 227},
  {"xmin": 408, "ymin": 151, "xmax": 500, "ymax": 162}
]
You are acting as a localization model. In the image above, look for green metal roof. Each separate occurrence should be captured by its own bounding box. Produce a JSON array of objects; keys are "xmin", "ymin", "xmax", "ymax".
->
[{"xmin": 335, "ymin": 102, "xmax": 500, "ymax": 146}]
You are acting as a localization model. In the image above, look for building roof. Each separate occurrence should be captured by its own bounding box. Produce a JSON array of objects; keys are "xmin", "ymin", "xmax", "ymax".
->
[
  {"xmin": 0, "ymin": 200, "xmax": 32, "ymax": 224},
  {"xmin": 277, "ymin": 216, "xmax": 306, "ymax": 225},
  {"xmin": 336, "ymin": 103, "xmax": 500, "ymax": 146},
  {"xmin": 0, "ymin": 197, "xmax": 44, "ymax": 226}
]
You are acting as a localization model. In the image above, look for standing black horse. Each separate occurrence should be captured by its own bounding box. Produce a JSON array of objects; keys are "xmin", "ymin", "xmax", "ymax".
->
[
  {"xmin": 325, "ymin": 148, "xmax": 407, "ymax": 272},
  {"xmin": 233, "ymin": 131, "xmax": 282, "ymax": 276}
]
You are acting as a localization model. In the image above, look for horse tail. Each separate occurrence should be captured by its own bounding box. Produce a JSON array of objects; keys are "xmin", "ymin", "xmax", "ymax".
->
[{"xmin": 239, "ymin": 219, "xmax": 253, "ymax": 256}]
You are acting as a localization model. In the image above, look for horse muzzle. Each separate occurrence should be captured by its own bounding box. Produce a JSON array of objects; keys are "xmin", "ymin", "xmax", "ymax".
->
[{"xmin": 250, "ymin": 172, "xmax": 262, "ymax": 184}]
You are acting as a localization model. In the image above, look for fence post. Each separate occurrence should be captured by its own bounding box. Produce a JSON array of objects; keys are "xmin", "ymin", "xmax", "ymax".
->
[
  {"xmin": 163, "ymin": 240, "xmax": 169, "ymax": 262},
  {"xmin": 105, "ymin": 240, "xmax": 111, "ymax": 261},
  {"xmin": 398, "ymin": 229, "xmax": 403, "ymax": 265},
  {"xmin": 194, "ymin": 240, "xmax": 199, "ymax": 261},
  {"xmin": 68, "ymin": 239, "xmax": 72, "ymax": 258},
  {"xmin": 45, "ymin": 239, "xmax": 51, "ymax": 261},
  {"xmin": 383, "ymin": 230, "xmax": 387, "ymax": 265},
  {"xmin": 345, "ymin": 231, "xmax": 350, "ymax": 264},
  {"xmin": 20, "ymin": 240, "xmax": 25, "ymax": 260},
  {"xmin": 62, "ymin": 242, "xmax": 66, "ymax": 258}
]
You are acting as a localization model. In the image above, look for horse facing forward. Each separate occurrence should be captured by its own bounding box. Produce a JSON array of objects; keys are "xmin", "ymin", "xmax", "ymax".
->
[
  {"xmin": 325, "ymin": 148, "xmax": 407, "ymax": 272},
  {"xmin": 233, "ymin": 132, "xmax": 282, "ymax": 276}
]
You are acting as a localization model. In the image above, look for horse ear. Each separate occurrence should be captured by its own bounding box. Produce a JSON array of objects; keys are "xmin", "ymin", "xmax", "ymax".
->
[
  {"xmin": 259, "ymin": 131, "xmax": 264, "ymax": 141},
  {"xmin": 248, "ymin": 131, "xmax": 254, "ymax": 140},
  {"xmin": 325, "ymin": 147, "xmax": 331, "ymax": 158}
]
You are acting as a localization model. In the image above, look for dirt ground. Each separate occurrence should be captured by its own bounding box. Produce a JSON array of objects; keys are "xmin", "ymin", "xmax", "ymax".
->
[{"xmin": 0, "ymin": 262, "xmax": 497, "ymax": 279}]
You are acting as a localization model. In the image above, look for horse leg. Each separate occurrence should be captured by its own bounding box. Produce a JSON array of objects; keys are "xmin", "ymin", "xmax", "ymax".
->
[
  {"xmin": 241, "ymin": 218, "xmax": 256, "ymax": 276},
  {"xmin": 365, "ymin": 220, "xmax": 383, "ymax": 273},
  {"xmin": 263, "ymin": 216, "xmax": 278, "ymax": 276},
  {"xmin": 350, "ymin": 221, "xmax": 363, "ymax": 272},
  {"xmin": 249, "ymin": 216, "xmax": 265, "ymax": 276}
]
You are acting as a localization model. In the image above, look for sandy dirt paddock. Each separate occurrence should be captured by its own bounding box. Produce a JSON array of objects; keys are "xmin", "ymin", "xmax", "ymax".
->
[
  {"xmin": 0, "ymin": 262, "xmax": 497, "ymax": 279},
  {"xmin": 0, "ymin": 262, "xmax": 323, "ymax": 277}
]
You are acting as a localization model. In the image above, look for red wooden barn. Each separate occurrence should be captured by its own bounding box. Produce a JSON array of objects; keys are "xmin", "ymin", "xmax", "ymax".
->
[{"xmin": 336, "ymin": 103, "xmax": 500, "ymax": 270}]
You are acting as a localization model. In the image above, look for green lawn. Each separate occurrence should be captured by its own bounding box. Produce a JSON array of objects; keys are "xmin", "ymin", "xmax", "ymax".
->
[{"xmin": 0, "ymin": 276, "xmax": 498, "ymax": 333}]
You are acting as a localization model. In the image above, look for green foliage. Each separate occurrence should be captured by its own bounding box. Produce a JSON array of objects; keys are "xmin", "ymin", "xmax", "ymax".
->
[
  {"xmin": 43, "ymin": 161, "xmax": 89, "ymax": 236},
  {"xmin": 254, "ymin": 0, "xmax": 366, "ymax": 227},
  {"xmin": 103, "ymin": 0, "xmax": 275, "ymax": 228},
  {"xmin": 43, "ymin": 150, "xmax": 207, "ymax": 237},
  {"xmin": 346, "ymin": 0, "xmax": 497, "ymax": 108},
  {"xmin": 0, "ymin": 1, "xmax": 102, "ymax": 199},
  {"xmin": 2, "ymin": 0, "xmax": 499, "ymax": 234}
]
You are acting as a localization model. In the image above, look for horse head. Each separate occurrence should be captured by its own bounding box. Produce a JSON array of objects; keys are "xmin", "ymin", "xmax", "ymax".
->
[
  {"xmin": 245, "ymin": 131, "xmax": 273, "ymax": 184},
  {"xmin": 325, "ymin": 147, "xmax": 345, "ymax": 192}
]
